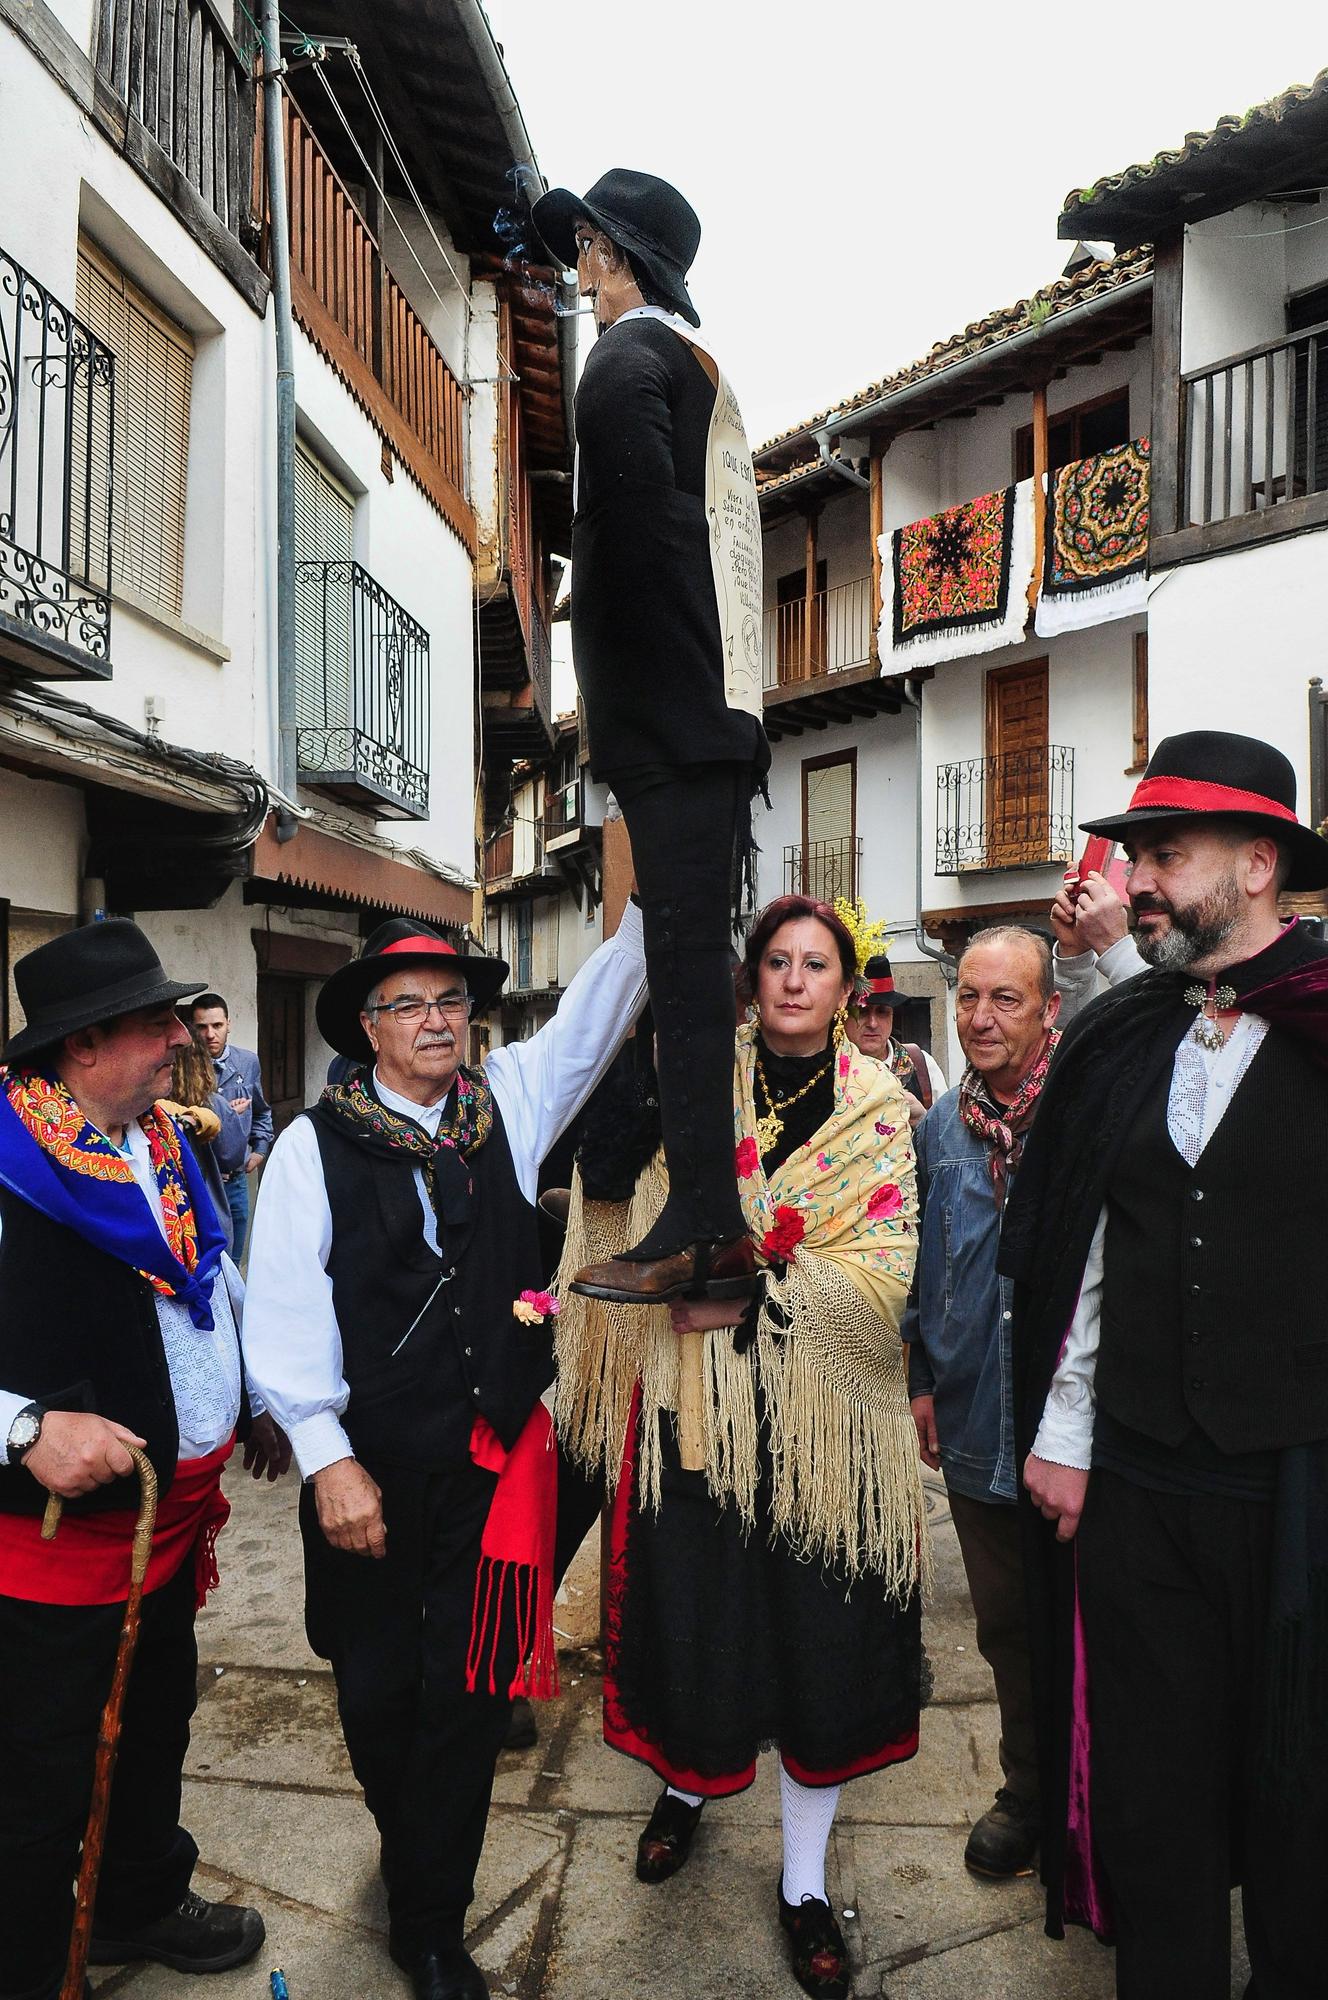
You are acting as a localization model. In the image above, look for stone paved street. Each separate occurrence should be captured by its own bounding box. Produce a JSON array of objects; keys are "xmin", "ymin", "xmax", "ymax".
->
[{"xmin": 87, "ymin": 1465, "xmax": 1249, "ymax": 1999}]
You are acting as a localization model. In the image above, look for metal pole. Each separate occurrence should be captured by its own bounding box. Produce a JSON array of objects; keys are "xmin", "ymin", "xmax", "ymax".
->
[{"xmin": 261, "ymin": 0, "xmax": 299, "ymax": 835}]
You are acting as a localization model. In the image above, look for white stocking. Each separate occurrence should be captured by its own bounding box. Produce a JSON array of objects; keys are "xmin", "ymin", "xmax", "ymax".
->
[
  {"xmin": 779, "ymin": 1762, "xmax": 840, "ymax": 1906},
  {"xmin": 666, "ymin": 1784, "xmax": 704, "ymax": 1809}
]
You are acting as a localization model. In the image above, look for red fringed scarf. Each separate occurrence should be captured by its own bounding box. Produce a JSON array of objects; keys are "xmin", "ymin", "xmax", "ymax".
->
[
  {"xmin": 466, "ymin": 1405, "xmax": 559, "ymax": 1701},
  {"xmin": 959, "ymin": 1028, "xmax": 1061, "ymax": 1204},
  {"xmin": 0, "ymin": 1437, "xmax": 234, "ymax": 1607}
]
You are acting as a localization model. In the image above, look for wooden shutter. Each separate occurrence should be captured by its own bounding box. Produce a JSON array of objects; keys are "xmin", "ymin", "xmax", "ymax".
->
[
  {"xmin": 800, "ymin": 751, "xmax": 857, "ymax": 899},
  {"xmin": 293, "ymin": 442, "xmax": 355, "ymax": 733},
  {"xmin": 986, "ymin": 660, "xmax": 1050, "ymax": 865},
  {"xmin": 74, "ymin": 240, "xmax": 193, "ymax": 614}
]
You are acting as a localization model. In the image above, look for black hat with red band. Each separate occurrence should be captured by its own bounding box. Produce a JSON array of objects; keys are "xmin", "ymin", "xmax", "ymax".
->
[
  {"xmin": 316, "ymin": 919, "xmax": 509, "ymax": 1066},
  {"xmin": 855, "ymin": 954, "xmax": 897, "ymax": 1006},
  {"xmin": 1078, "ymin": 729, "xmax": 1328, "ymax": 893}
]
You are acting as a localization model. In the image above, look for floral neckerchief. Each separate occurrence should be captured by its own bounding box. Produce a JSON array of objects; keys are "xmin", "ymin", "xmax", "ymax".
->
[
  {"xmin": 0, "ymin": 1065, "xmax": 224, "ymax": 1328},
  {"xmin": 317, "ymin": 1064, "xmax": 494, "ymax": 1219},
  {"xmin": 958, "ymin": 1028, "xmax": 1061, "ymax": 1204}
]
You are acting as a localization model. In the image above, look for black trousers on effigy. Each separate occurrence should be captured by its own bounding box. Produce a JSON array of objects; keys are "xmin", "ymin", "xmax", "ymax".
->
[
  {"xmin": 1077, "ymin": 1470, "xmax": 1326, "ymax": 2000},
  {"xmin": 0, "ymin": 1558, "xmax": 199, "ymax": 2000},
  {"xmin": 299, "ymin": 1457, "xmax": 516, "ymax": 1962},
  {"xmin": 603, "ymin": 761, "xmax": 749, "ymax": 1260}
]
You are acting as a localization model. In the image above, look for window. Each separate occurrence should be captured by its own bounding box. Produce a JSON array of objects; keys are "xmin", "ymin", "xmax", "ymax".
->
[
  {"xmin": 513, "ymin": 901, "xmax": 533, "ymax": 991},
  {"xmin": 791, "ymin": 750, "xmax": 858, "ymax": 899},
  {"xmin": 75, "ymin": 240, "xmax": 194, "ymax": 614},
  {"xmin": 1129, "ymin": 633, "xmax": 1149, "ymax": 774},
  {"xmin": 293, "ymin": 442, "xmax": 355, "ymax": 736},
  {"xmin": 1015, "ymin": 388, "xmax": 1130, "ymax": 482}
]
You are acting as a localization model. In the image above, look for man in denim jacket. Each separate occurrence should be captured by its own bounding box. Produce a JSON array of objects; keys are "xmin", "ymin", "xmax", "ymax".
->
[{"xmin": 902, "ymin": 928, "xmax": 1061, "ymax": 1880}]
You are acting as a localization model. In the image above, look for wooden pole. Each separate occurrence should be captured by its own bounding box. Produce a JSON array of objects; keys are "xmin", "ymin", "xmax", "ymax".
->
[
  {"xmin": 1028, "ymin": 383, "xmax": 1049, "ymax": 618},
  {"xmin": 44, "ymin": 1447, "xmax": 159, "ymax": 2000},
  {"xmin": 803, "ymin": 506, "xmax": 819, "ymax": 680},
  {"xmin": 676, "ymin": 1331, "xmax": 706, "ymax": 1472}
]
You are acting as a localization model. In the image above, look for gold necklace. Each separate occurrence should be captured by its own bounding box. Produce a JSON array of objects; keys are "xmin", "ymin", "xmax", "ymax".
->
[{"xmin": 754, "ymin": 1050, "xmax": 832, "ymax": 1155}]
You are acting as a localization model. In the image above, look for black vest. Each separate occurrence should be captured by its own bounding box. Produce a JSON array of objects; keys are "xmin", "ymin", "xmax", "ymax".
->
[
  {"xmin": 308, "ymin": 1096, "xmax": 551, "ymax": 1473},
  {"xmin": 1098, "ymin": 1025, "xmax": 1328, "ymax": 1453},
  {"xmin": 0, "ymin": 1188, "xmax": 180, "ymax": 1517}
]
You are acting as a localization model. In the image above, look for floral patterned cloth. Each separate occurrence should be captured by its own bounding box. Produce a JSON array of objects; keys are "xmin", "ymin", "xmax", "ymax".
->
[
  {"xmin": 892, "ymin": 486, "xmax": 1016, "ymax": 645},
  {"xmin": 732, "ymin": 1020, "xmax": 915, "ymax": 1326},
  {"xmin": 1044, "ymin": 438, "xmax": 1150, "ymax": 596},
  {"xmin": 316, "ymin": 1062, "xmax": 494, "ymax": 1222}
]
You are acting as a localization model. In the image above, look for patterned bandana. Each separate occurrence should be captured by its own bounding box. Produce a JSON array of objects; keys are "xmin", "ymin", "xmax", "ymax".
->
[
  {"xmin": 318, "ymin": 1064, "xmax": 494, "ymax": 1218},
  {"xmin": 958, "ymin": 1029, "xmax": 1061, "ymax": 1205},
  {"xmin": 0, "ymin": 1066, "xmax": 225, "ymax": 1328}
]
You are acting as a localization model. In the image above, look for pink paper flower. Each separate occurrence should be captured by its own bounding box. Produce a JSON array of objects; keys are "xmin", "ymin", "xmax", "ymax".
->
[
  {"xmin": 867, "ymin": 1182, "xmax": 904, "ymax": 1221},
  {"xmin": 514, "ymin": 1289, "xmax": 561, "ymax": 1327},
  {"xmin": 735, "ymin": 1136, "xmax": 760, "ymax": 1179}
]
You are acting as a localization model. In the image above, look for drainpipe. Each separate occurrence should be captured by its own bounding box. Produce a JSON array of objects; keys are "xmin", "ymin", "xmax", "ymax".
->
[
  {"xmin": 900, "ymin": 679, "xmax": 956, "ymax": 983},
  {"xmin": 813, "ymin": 428, "xmax": 870, "ymax": 491},
  {"xmin": 261, "ymin": 0, "xmax": 299, "ymax": 840}
]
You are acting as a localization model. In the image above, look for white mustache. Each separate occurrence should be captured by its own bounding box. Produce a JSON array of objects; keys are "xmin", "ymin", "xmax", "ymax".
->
[{"xmin": 418, "ymin": 1033, "xmax": 455, "ymax": 1049}]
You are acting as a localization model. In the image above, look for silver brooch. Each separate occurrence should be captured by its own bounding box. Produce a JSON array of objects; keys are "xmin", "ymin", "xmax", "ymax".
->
[{"xmin": 1184, "ymin": 983, "xmax": 1236, "ymax": 1051}]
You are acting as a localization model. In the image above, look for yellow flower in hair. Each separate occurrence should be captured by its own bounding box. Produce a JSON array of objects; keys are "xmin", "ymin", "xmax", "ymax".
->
[{"xmin": 833, "ymin": 897, "xmax": 897, "ymax": 980}]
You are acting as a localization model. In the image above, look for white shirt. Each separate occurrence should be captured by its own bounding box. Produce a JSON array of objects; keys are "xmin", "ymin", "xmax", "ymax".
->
[
  {"xmin": 0, "ymin": 1119, "xmax": 252, "ymax": 1459},
  {"xmin": 1032, "ymin": 1010, "xmax": 1270, "ymax": 1469},
  {"xmin": 242, "ymin": 900, "xmax": 649, "ymax": 1481}
]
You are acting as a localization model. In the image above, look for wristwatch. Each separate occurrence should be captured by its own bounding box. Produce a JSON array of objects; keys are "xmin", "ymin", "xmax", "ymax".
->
[{"xmin": 5, "ymin": 1402, "xmax": 45, "ymax": 1466}]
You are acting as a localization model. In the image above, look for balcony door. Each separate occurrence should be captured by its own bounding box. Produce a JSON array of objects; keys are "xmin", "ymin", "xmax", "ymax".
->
[
  {"xmin": 799, "ymin": 750, "xmax": 857, "ymax": 900},
  {"xmin": 985, "ymin": 660, "xmax": 1049, "ymax": 866},
  {"xmin": 294, "ymin": 442, "xmax": 355, "ymax": 743},
  {"xmin": 777, "ymin": 562, "xmax": 827, "ymax": 683}
]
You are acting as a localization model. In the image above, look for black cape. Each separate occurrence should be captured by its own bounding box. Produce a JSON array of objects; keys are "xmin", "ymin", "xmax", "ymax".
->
[{"xmin": 998, "ymin": 918, "xmax": 1328, "ymax": 1936}]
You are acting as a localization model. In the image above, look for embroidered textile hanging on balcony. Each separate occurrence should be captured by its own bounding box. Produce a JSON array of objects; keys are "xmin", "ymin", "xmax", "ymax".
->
[
  {"xmin": 1035, "ymin": 438, "xmax": 1150, "ymax": 638},
  {"xmin": 880, "ymin": 480, "xmax": 1034, "ymax": 670}
]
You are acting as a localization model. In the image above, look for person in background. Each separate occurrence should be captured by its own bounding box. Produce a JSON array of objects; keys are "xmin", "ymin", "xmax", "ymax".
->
[
  {"xmin": 903, "ymin": 927, "xmax": 1060, "ymax": 1882},
  {"xmin": 1049, "ymin": 870, "xmax": 1146, "ymax": 1024},
  {"xmin": 188, "ymin": 994, "xmax": 272, "ymax": 1259},
  {"xmin": 845, "ymin": 952, "xmax": 946, "ymax": 1126},
  {"xmin": 159, "ymin": 1038, "xmax": 232, "ymax": 1254}
]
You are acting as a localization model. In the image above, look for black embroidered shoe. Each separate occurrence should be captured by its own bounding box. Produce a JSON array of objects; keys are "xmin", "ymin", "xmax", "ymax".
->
[
  {"xmin": 88, "ymin": 1888, "xmax": 265, "ymax": 1969},
  {"xmin": 963, "ymin": 1787, "xmax": 1040, "ymax": 1878},
  {"xmin": 635, "ymin": 1788, "xmax": 705, "ymax": 1883},
  {"xmin": 777, "ymin": 1880, "xmax": 851, "ymax": 1999}
]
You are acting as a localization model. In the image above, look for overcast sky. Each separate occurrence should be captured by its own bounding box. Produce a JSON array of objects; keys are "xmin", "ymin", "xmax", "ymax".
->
[{"xmin": 484, "ymin": 0, "xmax": 1328, "ymax": 448}]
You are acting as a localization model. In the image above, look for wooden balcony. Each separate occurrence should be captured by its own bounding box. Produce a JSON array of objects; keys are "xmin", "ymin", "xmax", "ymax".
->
[
  {"xmin": 1155, "ymin": 318, "xmax": 1328, "ymax": 566},
  {"xmin": 280, "ymin": 100, "xmax": 472, "ymax": 550},
  {"xmin": 761, "ymin": 575, "xmax": 904, "ymax": 743},
  {"xmin": 482, "ymin": 818, "xmax": 556, "ymax": 900}
]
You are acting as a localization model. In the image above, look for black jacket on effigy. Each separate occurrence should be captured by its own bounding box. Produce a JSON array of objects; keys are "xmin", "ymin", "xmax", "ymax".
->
[
  {"xmin": 998, "ymin": 918, "xmax": 1328, "ymax": 1936},
  {"xmin": 306, "ymin": 1096, "xmax": 552, "ymax": 1472},
  {"xmin": 571, "ymin": 315, "xmax": 769, "ymax": 779}
]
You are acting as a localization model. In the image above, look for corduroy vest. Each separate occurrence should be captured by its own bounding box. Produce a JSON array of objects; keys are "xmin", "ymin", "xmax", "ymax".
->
[
  {"xmin": 308, "ymin": 1097, "xmax": 551, "ymax": 1472},
  {"xmin": 1097, "ymin": 1026, "xmax": 1328, "ymax": 1453},
  {"xmin": 0, "ymin": 1188, "xmax": 180, "ymax": 1517}
]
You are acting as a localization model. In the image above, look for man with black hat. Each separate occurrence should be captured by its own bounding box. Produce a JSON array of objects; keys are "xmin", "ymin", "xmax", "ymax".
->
[
  {"xmin": 0, "ymin": 919, "xmax": 275, "ymax": 2000},
  {"xmin": 846, "ymin": 952, "xmax": 946, "ymax": 1122},
  {"xmin": 530, "ymin": 169, "xmax": 769, "ymax": 1308},
  {"xmin": 242, "ymin": 906, "xmax": 646, "ymax": 2000},
  {"xmin": 1002, "ymin": 731, "xmax": 1328, "ymax": 1996}
]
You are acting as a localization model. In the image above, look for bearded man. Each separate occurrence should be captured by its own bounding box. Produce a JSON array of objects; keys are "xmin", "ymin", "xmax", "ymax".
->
[{"xmin": 1002, "ymin": 731, "xmax": 1328, "ymax": 1999}]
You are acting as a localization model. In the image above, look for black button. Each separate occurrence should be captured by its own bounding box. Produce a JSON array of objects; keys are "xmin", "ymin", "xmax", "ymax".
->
[
  {"xmin": 1190, "ymin": 1236, "xmax": 1203, "ymax": 1249},
  {"xmin": 1188, "ymin": 1331, "xmax": 1201, "ymax": 1345},
  {"xmin": 1190, "ymin": 1284, "xmax": 1201, "ymax": 1296},
  {"xmin": 1190, "ymin": 1188, "xmax": 1204, "ymax": 1202},
  {"xmin": 464, "ymin": 1346, "xmax": 472, "ymax": 1357},
  {"xmin": 1190, "ymin": 1377, "xmax": 1205, "ymax": 1391},
  {"xmin": 472, "ymin": 1386, "xmax": 481, "ymax": 1398}
]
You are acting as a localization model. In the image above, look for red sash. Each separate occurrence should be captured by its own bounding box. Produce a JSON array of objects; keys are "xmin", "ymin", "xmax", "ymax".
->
[
  {"xmin": 0, "ymin": 1437, "xmax": 234, "ymax": 1608},
  {"xmin": 466, "ymin": 1404, "xmax": 558, "ymax": 1701}
]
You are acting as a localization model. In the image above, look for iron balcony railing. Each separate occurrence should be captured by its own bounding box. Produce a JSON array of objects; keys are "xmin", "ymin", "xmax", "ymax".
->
[
  {"xmin": 763, "ymin": 576, "xmax": 872, "ymax": 691},
  {"xmin": 935, "ymin": 746, "xmax": 1074, "ymax": 874},
  {"xmin": 1182, "ymin": 318, "xmax": 1328, "ymax": 527},
  {"xmin": 783, "ymin": 836, "xmax": 861, "ymax": 902},
  {"xmin": 0, "ymin": 246, "xmax": 114, "ymax": 677},
  {"xmin": 295, "ymin": 560, "xmax": 430, "ymax": 821}
]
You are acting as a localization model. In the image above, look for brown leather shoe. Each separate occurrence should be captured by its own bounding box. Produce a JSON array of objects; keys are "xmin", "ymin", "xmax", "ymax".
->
[{"xmin": 568, "ymin": 1234, "xmax": 757, "ymax": 1305}]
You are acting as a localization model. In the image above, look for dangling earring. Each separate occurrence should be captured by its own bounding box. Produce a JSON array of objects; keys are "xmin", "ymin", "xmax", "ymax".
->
[{"xmin": 833, "ymin": 1005, "xmax": 849, "ymax": 1052}]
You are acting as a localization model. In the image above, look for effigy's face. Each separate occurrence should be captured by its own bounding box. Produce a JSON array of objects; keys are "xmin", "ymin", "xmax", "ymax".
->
[{"xmin": 573, "ymin": 218, "xmax": 635, "ymax": 331}]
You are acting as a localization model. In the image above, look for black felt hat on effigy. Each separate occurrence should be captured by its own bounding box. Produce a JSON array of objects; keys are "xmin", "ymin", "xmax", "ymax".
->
[
  {"xmin": 531, "ymin": 168, "xmax": 702, "ymax": 327},
  {"xmin": 3, "ymin": 919, "xmax": 206, "ymax": 1065},
  {"xmin": 316, "ymin": 919, "xmax": 509, "ymax": 1067},
  {"xmin": 1079, "ymin": 729, "xmax": 1328, "ymax": 892}
]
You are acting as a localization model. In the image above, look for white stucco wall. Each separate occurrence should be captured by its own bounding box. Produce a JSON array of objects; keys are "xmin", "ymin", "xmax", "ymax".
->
[{"xmin": 0, "ymin": 769, "xmax": 87, "ymax": 916}]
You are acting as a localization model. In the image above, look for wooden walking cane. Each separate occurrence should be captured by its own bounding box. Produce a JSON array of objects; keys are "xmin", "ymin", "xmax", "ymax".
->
[
  {"xmin": 676, "ymin": 1330, "xmax": 706, "ymax": 1473},
  {"xmin": 41, "ymin": 1445, "xmax": 159, "ymax": 2000}
]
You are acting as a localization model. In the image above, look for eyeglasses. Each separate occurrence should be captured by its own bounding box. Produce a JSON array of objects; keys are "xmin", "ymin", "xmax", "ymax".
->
[{"xmin": 367, "ymin": 994, "xmax": 473, "ymax": 1026}]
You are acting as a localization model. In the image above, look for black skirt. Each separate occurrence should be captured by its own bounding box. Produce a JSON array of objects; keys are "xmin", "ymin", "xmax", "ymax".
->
[{"xmin": 603, "ymin": 1393, "xmax": 923, "ymax": 1794}]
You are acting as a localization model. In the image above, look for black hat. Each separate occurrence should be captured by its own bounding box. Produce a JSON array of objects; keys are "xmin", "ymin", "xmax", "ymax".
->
[
  {"xmin": 316, "ymin": 919, "xmax": 509, "ymax": 1067},
  {"xmin": 1079, "ymin": 729, "xmax": 1328, "ymax": 892},
  {"xmin": 4, "ymin": 919, "xmax": 206, "ymax": 1065},
  {"xmin": 531, "ymin": 169, "xmax": 702, "ymax": 328},
  {"xmin": 856, "ymin": 954, "xmax": 897, "ymax": 1002}
]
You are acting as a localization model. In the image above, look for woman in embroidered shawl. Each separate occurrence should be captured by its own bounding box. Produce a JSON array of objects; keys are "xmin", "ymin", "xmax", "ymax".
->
[{"xmin": 555, "ymin": 895, "xmax": 926, "ymax": 2000}]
